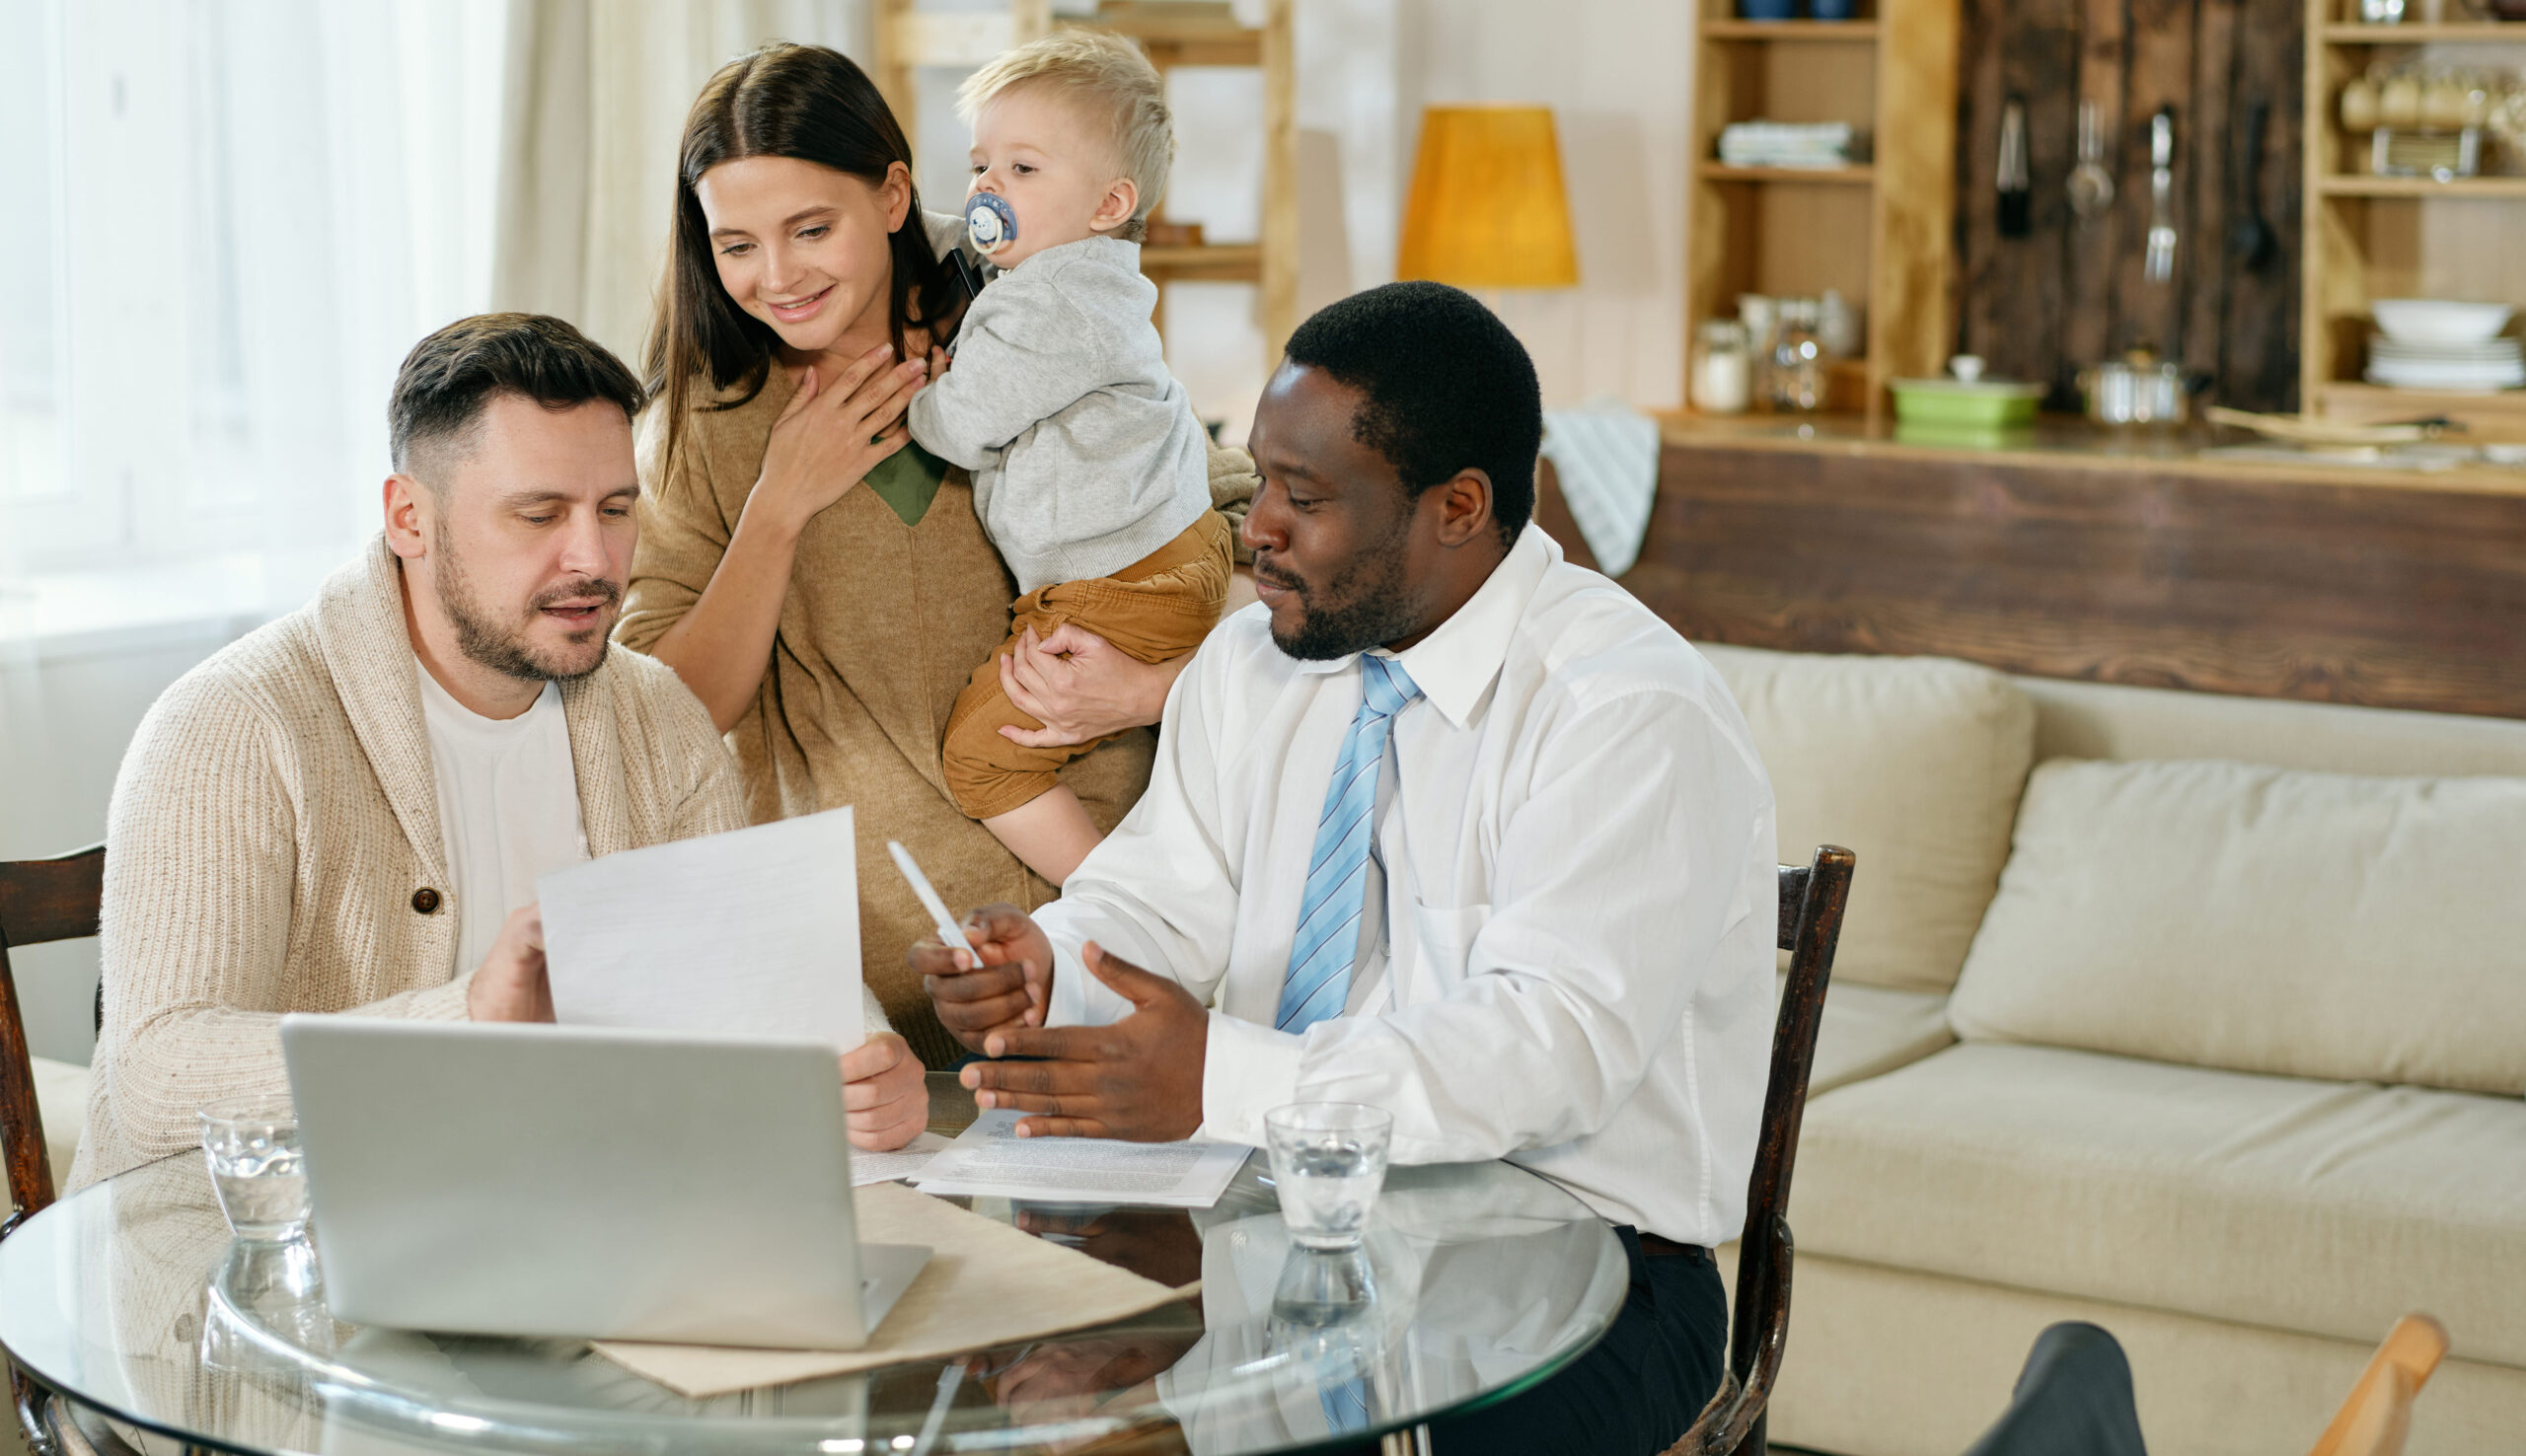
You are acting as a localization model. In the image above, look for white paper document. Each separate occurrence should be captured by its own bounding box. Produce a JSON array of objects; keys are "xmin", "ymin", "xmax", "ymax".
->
[
  {"xmin": 538, "ymin": 806, "xmax": 863, "ymax": 1051},
  {"xmin": 851, "ymin": 1131, "xmax": 951, "ymax": 1188},
  {"xmin": 913, "ymin": 1110, "xmax": 1251, "ymax": 1207}
]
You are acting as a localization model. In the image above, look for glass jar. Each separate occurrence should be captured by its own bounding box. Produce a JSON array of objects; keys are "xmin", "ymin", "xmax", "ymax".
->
[
  {"xmin": 1768, "ymin": 301, "xmax": 1826, "ymax": 414},
  {"xmin": 1690, "ymin": 320, "xmax": 1753, "ymax": 415}
]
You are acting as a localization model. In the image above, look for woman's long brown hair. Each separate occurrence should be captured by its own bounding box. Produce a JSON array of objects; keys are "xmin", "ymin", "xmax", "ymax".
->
[{"xmin": 644, "ymin": 43, "xmax": 955, "ymax": 470}]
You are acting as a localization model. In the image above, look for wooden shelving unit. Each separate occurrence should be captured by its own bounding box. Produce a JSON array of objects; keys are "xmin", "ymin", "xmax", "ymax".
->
[
  {"xmin": 1700, "ymin": 20, "xmax": 1882, "ymax": 39},
  {"xmin": 1682, "ymin": 0, "xmax": 1961, "ymax": 425},
  {"xmin": 1697, "ymin": 163, "xmax": 1878, "ymax": 184},
  {"xmin": 872, "ymin": 0, "xmax": 1297, "ymax": 365},
  {"xmin": 2319, "ymin": 22, "xmax": 2526, "ymax": 40},
  {"xmin": 2300, "ymin": 6, "xmax": 2526, "ymax": 438},
  {"xmin": 2316, "ymin": 175, "xmax": 2526, "ymax": 197}
]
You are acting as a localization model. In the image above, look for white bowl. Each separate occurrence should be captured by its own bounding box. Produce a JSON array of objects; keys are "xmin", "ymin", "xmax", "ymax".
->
[{"xmin": 2370, "ymin": 299, "xmax": 2515, "ymax": 346}]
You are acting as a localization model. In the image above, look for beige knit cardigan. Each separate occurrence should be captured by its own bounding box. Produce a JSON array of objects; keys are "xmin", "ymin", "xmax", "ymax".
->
[{"xmin": 71, "ymin": 538, "xmax": 763, "ymax": 1190}]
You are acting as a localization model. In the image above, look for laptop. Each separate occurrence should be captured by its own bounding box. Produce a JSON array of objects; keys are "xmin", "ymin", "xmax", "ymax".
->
[{"xmin": 280, "ymin": 1017, "xmax": 929, "ymax": 1349}]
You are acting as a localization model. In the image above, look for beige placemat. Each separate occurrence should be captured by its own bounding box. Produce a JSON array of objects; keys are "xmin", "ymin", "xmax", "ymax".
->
[{"xmin": 592, "ymin": 1182, "xmax": 1195, "ymax": 1398}]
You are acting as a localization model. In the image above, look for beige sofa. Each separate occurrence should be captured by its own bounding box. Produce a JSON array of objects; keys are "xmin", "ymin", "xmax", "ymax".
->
[{"xmin": 1699, "ymin": 643, "xmax": 2526, "ymax": 1456}]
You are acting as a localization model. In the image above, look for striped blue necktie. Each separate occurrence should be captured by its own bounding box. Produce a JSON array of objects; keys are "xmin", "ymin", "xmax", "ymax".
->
[{"xmin": 1277, "ymin": 655, "xmax": 1421, "ymax": 1034}]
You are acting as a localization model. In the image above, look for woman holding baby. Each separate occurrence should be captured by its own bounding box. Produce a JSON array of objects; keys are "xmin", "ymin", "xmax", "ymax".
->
[{"xmin": 616, "ymin": 37, "xmax": 1249, "ymax": 1066}]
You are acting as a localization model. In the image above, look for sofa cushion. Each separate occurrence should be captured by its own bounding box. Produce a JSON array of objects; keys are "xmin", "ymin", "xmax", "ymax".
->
[
  {"xmin": 1804, "ymin": 978, "xmax": 1953, "ymax": 1096},
  {"xmin": 1792, "ymin": 1043, "xmax": 2526, "ymax": 1369},
  {"xmin": 1705, "ymin": 646, "xmax": 2034, "ymax": 992},
  {"xmin": 1948, "ymin": 759, "xmax": 2526, "ymax": 1096}
]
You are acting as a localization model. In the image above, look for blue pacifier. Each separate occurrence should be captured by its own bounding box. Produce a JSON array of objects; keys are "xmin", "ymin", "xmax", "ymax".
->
[{"xmin": 965, "ymin": 191, "xmax": 1018, "ymax": 256}]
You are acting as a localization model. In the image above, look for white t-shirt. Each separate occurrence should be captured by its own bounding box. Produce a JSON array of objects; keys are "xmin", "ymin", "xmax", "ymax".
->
[{"xmin": 415, "ymin": 660, "xmax": 588, "ymax": 979}]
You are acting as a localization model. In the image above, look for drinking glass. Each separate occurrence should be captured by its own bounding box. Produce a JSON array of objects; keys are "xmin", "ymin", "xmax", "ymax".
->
[
  {"xmin": 1263, "ymin": 1103, "xmax": 1393, "ymax": 1251},
  {"xmin": 199, "ymin": 1099, "xmax": 309, "ymax": 1242}
]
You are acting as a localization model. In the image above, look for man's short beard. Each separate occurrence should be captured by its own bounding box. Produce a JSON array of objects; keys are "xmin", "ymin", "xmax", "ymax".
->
[
  {"xmin": 432, "ymin": 520, "xmax": 618, "ymax": 684},
  {"xmin": 1267, "ymin": 512, "xmax": 1426, "ymax": 661}
]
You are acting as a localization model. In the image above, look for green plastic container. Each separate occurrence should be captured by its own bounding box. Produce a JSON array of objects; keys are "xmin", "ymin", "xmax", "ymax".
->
[{"xmin": 1890, "ymin": 377, "xmax": 2043, "ymax": 429}]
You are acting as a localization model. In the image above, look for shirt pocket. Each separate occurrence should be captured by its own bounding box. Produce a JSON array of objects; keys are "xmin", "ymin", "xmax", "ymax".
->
[{"xmin": 1400, "ymin": 899, "xmax": 1493, "ymax": 1003}]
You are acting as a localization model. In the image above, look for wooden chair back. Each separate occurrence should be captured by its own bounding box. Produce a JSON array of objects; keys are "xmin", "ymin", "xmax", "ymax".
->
[
  {"xmin": 1667, "ymin": 842, "xmax": 1856, "ymax": 1456},
  {"xmin": 2307, "ymin": 1314, "xmax": 2448, "ymax": 1456},
  {"xmin": 0, "ymin": 844, "xmax": 106, "ymax": 1235}
]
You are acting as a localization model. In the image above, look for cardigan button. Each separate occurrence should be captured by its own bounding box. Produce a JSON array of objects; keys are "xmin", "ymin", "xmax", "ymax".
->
[{"xmin": 411, "ymin": 888, "xmax": 442, "ymax": 914}]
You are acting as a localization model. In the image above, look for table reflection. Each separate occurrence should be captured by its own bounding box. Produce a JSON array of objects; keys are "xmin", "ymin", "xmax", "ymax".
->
[{"xmin": 2, "ymin": 1147, "xmax": 1626, "ymax": 1456}]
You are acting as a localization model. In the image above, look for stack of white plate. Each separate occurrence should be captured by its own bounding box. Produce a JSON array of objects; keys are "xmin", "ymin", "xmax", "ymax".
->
[
  {"xmin": 2365, "ymin": 336, "xmax": 2525, "ymax": 392},
  {"xmin": 2366, "ymin": 299, "xmax": 2522, "ymax": 392}
]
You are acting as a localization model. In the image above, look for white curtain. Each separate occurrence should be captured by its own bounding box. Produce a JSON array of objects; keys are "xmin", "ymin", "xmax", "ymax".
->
[
  {"xmin": 0, "ymin": 0, "xmax": 507, "ymax": 1064},
  {"xmin": 491, "ymin": 0, "xmax": 867, "ymax": 372},
  {"xmin": 0, "ymin": 0, "xmax": 507, "ymax": 603}
]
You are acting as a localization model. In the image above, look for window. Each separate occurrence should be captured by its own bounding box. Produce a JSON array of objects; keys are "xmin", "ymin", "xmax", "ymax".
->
[{"xmin": 0, "ymin": 0, "xmax": 507, "ymax": 588}]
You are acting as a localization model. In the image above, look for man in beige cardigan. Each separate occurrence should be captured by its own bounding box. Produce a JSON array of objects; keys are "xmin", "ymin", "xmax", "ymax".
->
[{"xmin": 72, "ymin": 314, "xmax": 927, "ymax": 1191}]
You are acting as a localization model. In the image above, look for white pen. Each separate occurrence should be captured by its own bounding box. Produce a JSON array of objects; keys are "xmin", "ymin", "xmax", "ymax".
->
[{"xmin": 887, "ymin": 840, "xmax": 974, "ymax": 969}]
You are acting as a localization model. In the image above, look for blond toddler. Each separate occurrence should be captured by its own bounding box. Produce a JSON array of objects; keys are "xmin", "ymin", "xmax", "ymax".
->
[{"xmin": 908, "ymin": 31, "xmax": 1228, "ymax": 886}]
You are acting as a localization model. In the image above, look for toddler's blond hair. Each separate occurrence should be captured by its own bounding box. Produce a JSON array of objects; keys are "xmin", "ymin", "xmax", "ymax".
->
[{"xmin": 957, "ymin": 30, "xmax": 1173, "ymax": 243}]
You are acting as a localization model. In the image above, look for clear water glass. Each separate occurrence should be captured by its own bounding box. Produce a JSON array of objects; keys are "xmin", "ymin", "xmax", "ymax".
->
[
  {"xmin": 1264, "ymin": 1103, "xmax": 1393, "ymax": 1251},
  {"xmin": 199, "ymin": 1099, "xmax": 309, "ymax": 1242}
]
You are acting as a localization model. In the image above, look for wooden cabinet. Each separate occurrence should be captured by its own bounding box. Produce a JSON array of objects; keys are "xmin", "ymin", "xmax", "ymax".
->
[
  {"xmin": 1683, "ymin": 0, "xmax": 1961, "ymax": 424},
  {"xmin": 2302, "ymin": 11, "xmax": 2526, "ymax": 439}
]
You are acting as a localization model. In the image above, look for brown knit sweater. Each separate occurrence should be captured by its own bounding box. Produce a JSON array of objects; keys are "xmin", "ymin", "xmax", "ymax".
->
[
  {"xmin": 72, "ymin": 539, "xmax": 752, "ymax": 1189},
  {"xmin": 620, "ymin": 366, "xmax": 1257, "ymax": 1065}
]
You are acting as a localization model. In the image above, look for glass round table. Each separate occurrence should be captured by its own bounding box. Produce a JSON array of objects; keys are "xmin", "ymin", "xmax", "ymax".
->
[{"xmin": 0, "ymin": 1078, "xmax": 1628, "ymax": 1456}]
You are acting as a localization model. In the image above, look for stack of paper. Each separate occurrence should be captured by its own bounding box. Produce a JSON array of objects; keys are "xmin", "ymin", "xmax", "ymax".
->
[
  {"xmin": 593, "ymin": 1181, "xmax": 1196, "ymax": 1397},
  {"xmin": 913, "ymin": 1110, "xmax": 1252, "ymax": 1208}
]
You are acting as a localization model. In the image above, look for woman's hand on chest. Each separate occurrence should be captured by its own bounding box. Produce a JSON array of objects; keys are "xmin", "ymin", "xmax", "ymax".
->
[{"xmin": 746, "ymin": 343, "xmax": 930, "ymax": 540}]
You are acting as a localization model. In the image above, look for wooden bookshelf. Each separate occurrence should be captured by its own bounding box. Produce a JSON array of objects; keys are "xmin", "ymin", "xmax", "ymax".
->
[
  {"xmin": 1698, "ymin": 163, "xmax": 1879, "ymax": 184},
  {"xmin": 2316, "ymin": 175, "xmax": 2526, "ymax": 198},
  {"xmin": 2300, "ymin": 0, "xmax": 2526, "ymax": 437},
  {"xmin": 1700, "ymin": 20, "xmax": 1882, "ymax": 39},
  {"xmin": 1683, "ymin": 0, "xmax": 1961, "ymax": 425},
  {"xmin": 872, "ymin": 0, "xmax": 1297, "ymax": 364},
  {"xmin": 2319, "ymin": 21, "xmax": 2526, "ymax": 41}
]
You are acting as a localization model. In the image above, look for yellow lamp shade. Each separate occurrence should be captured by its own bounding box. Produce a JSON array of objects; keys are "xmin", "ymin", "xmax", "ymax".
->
[{"xmin": 1396, "ymin": 105, "xmax": 1579, "ymax": 290}]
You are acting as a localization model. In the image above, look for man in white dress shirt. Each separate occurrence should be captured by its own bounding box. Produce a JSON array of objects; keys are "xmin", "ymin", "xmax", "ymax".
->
[{"xmin": 917, "ymin": 282, "xmax": 1777, "ymax": 1453}]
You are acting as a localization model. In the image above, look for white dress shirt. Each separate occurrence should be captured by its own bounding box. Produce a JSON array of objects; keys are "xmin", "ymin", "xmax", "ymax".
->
[
  {"xmin": 1037, "ymin": 526, "xmax": 1777, "ymax": 1245},
  {"xmin": 415, "ymin": 661, "xmax": 588, "ymax": 978}
]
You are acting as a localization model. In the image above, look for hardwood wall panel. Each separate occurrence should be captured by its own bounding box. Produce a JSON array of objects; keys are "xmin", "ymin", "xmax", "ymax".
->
[
  {"xmin": 1611, "ymin": 446, "xmax": 2526, "ymax": 719},
  {"xmin": 1952, "ymin": 0, "xmax": 2304, "ymax": 411}
]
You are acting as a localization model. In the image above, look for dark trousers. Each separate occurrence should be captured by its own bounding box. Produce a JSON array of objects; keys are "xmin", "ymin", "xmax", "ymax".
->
[
  {"xmin": 1961, "ymin": 1322, "xmax": 2149, "ymax": 1456},
  {"xmin": 1325, "ymin": 1228, "xmax": 1728, "ymax": 1456}
]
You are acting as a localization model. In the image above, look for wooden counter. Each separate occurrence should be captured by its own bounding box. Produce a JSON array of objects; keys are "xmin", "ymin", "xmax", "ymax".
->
[
  {"xmin": 1538, "ymin": 414, "xmax": 2526, "ymax": 720},
  {"xmin": 1648, "ymin": 412, "xmax": 2526, "ymax": 495}
]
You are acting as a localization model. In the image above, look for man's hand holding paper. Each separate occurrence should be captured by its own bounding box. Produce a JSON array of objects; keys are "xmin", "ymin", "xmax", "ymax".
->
[
  {"xmin": 465, "ymin": 905, "xmax": 558, "ymax": 1024},
  {"xmin": 538, "ymin": 806, "xmax": 928, "ymax": 1151}
]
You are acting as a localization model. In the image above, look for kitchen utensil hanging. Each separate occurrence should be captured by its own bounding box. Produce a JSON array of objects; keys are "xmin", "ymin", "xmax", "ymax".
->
[
  {"xmin": 2067, "ymin": 99, "xmax": 2115, "ymax": 223},
  {"xmin": 2229, "ymin": 103, "xmax": 2274, "ymax": 269},
  {"xmin": 2143, "ymin": 107, "xmax": 2177, "ymax": 283},
  {"xmin": 1998, "ymin": 98, "xmax": 2032, "ymax": 238}
]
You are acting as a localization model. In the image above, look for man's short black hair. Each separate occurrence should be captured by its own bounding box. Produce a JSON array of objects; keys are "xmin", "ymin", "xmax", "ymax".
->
[
  {"xmin": 388, "ymin": 313, "xmax": 645, "ymax": 478},
  {"xmin": 1281, "ymin": 281, "xmax": 1540, "ymax": 547}
]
